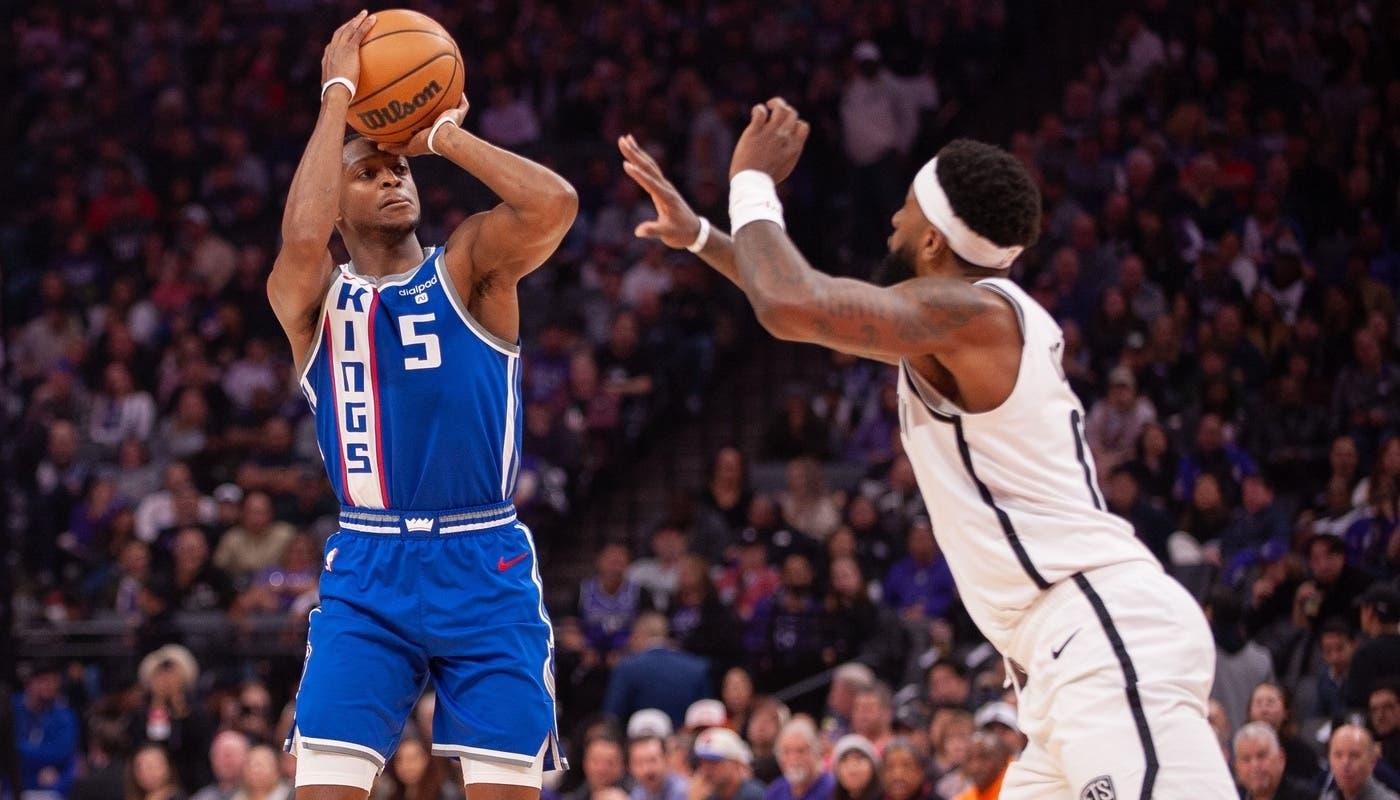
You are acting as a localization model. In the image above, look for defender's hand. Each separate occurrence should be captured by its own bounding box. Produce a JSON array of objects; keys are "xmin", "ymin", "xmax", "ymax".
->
[
  {"xmin": 378, "ymin": 94, "xmax": 470, "ymax": 157},
  {"xmin": 321, "ymin": 11, "xmax": 376, "ymax": 95},
  {"xmin": 619, "ymin": 134, "xmax": 703, "ymax": 249},
  {"xmin": 729, "ymin": 97, "xmax": 810, "ymax": 183}
]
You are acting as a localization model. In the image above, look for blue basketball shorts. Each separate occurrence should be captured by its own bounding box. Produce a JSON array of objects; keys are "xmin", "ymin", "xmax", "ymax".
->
[{"xmin": 285, "ymin": 502, "xmax": 566, "ymax": 773}]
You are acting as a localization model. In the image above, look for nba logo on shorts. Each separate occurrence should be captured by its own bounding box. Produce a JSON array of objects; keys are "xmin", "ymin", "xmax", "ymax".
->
[{"xmin": 1079, "ymin": 776, "xmax": 1115, "ymax": 800}]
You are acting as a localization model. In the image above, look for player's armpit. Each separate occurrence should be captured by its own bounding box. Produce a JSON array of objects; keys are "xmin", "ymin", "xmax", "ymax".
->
[{"xmin": 267, "ymin": 246, "xmax": 334, "ymax": 370}]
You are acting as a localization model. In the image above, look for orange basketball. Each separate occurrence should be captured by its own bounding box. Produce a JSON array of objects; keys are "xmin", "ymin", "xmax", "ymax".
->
[{"xmin": 348, "ymin": 9, "xmax": 465, "ymax": 145}]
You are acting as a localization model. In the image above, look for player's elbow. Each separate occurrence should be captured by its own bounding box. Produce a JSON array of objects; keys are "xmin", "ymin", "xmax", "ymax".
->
[
  {"xmin": 549, "ymin": 181, "xmax": 579, "ymax": 228},
  {"xmin": 752, "ymin": 296, "xmax": 807, "ymax": 342}
]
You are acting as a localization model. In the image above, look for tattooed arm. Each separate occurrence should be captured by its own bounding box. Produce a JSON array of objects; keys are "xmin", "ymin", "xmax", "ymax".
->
[{"xmin": 732, "ymin": 221, "xmax": 1018, "ymax": 360}]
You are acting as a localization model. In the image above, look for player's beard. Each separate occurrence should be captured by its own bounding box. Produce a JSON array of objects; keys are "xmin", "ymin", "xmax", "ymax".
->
[{"xmin": 874, "ymin": 240, "xmax": 918, "ymax": 286}]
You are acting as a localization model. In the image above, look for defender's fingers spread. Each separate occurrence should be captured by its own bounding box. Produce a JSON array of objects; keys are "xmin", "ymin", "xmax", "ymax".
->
[{"xmin": 635, "ymin": 221, "xmax": 661, "ymax": 238}]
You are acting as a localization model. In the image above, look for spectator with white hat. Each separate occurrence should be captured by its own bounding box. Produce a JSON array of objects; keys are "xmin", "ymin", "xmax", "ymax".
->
[
  {"xmin": 972, "ymin": 701, "xmax": 1026, "ymax": 757},
  {"xmin": 685, "ymin": 699, "xmax": 728, "ymax": 732},
  {"xmin": 830, "ymin": 735, "xmax": 880, "ymax": 800},
  {"xmin": 692, "ymin": 727, "xmax": 765, "ymax": 800},
  {"xmin": 629, "ymin": 709, "xmax": 675, "ymax": 741}
]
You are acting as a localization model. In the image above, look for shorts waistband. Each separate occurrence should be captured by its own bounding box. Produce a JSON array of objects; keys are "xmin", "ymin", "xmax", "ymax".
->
[{"xmin": 338, "ymin": 501, "xmax": 517, "ymax": 536}]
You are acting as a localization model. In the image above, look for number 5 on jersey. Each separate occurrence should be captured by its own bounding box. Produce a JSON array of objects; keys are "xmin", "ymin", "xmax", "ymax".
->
[{"xmin": 401, "ymin": 314, "xmax": 441, "ymax": 370}]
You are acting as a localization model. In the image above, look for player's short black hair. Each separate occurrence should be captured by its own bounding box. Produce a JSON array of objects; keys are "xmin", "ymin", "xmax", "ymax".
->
[
  {"xmin": 344, "ymin": 129, "xmax": 364, "ymax": 145},
  {"xmin": 934, "ymin": 138, "xmax": 1042, "ymax": 250}
]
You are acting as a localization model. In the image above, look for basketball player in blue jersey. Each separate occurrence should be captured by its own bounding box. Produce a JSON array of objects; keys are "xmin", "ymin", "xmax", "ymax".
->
[{"xmin": 267, "ymin": 13, "xmax": 577, "ymax": 800}]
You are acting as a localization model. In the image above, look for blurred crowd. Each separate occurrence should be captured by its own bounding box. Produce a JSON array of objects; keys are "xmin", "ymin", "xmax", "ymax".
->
[{"xmin": 5, "ymin": 0, "xmax": 1400, "ymax": 799}]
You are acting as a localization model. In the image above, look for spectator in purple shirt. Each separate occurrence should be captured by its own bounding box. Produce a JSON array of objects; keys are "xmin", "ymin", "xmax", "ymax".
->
[
  {"xmin": 882, "ymin": 520, "xmax": 955, "ymax": 622},
  {"xmin": 766, "ymin": 719, "xmax": 834, "ymax": 800}
]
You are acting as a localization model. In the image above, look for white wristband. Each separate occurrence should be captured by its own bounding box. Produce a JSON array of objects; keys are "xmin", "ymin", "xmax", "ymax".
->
[
  {"xmin": 426, "ymin": 116, "xmax": 459, "ymax": 155},
  {"xmin": 686, "ymin": 217, "xmax": 712, "ymax": 253},
  {"xmin": 320, "ymin": 77, "xmax": 355, "ymax": 102},
  {"xmin": 729, "ymin": 170, "xmax": 785, "ymax": 233}
]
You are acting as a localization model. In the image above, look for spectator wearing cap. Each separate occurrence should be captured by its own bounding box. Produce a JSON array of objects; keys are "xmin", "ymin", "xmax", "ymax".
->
[
  {"xmin": 685, "ymin": 700, "xmax": 729, "ymax": 733},
  {"xmin": 881, "ymin": 520, "xmax": 954, "ymax": 623},
  {"xmin": 693, "ymin": 727, "xmax": 765, "ymax": 800},
  {"xmin": 1322, "ymin": 725, "xmax": 1399, "ymax": 800},
  {"xmin": 950, "ymin": 732, "xmax": 1009, "ymax": 800},
  {"xmin": 1345, "ymin": 584, "xmax": 1400, "ymax": 710},
  {"xmin": 568, "ymin": 737, "xmax": 629, "ymax": 800},
  {"xmin": 831, "ymin": 735, "xmax": 880, "ymax": 800},
  {"xmin": 629, "ymin": 709, "xmax": 675, "ymax": 741},
  {"xmin": 629, "ymin": 735, "xmax": 688, "ymax": 800},
  {"xmin": 13, "ymin": 662, "xmax": 79, "ymax": 798},
  {"xmin": 1085, "ymin": 365, "xmax": 1157, "ymax": 476},
  {"xmin": 1232, "ymin": 722, "xmax": 1313, "ymax": 800},
  {"xmin": 604, "ymin": 612, "xmax": 710, "ymax": 729},
  {"xmin": 1298, "ymin": 533, "xmax": 1374, "ymax": 634},
  {"xmin": 973, "ymin": 702, "xmax": 1025, "ymax": 758},
  {"xmin": 132, "ymin": 644, "xmax": 212, "ymax": 790},
  {"xmin": 768, "ymin": 719, "xmax": 834, "ymax": 800},
  {"xmin": 190, "ymin": 731, "xmax": 249, "ymax": 800}
]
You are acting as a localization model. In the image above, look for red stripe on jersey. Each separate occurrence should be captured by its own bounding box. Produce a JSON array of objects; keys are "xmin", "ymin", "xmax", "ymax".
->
[{"xmin": 367, "ymin": 289, "xmax": 390, "ymax": 506}]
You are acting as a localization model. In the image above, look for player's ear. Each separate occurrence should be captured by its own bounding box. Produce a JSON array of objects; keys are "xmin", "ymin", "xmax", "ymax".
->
[{"xmin": 921, "ymin": 223, "xmax": 946, "ymax": 264}]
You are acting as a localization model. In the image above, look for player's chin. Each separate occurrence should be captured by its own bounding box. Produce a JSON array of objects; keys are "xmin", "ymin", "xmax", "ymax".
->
[{"xmin": 375, "ymin": 206, "xmax": 420, "ymax": 228}]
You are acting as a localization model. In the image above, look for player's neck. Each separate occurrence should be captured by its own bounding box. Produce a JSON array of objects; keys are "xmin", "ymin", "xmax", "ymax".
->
[{"xmin": 347, "ymin": 235, "xmax": 426, "ymax": 279}]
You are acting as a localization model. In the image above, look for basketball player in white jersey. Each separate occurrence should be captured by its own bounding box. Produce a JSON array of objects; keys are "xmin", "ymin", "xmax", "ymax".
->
[{"xmin": 619, "ymin": 99, "xmax": 1236, "ymax": 799}]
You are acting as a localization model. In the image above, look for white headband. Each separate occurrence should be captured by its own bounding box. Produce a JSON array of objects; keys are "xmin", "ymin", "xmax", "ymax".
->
[{"xmin": 913, "ymin": 157, "xmax": 1024, "ymax": 270}]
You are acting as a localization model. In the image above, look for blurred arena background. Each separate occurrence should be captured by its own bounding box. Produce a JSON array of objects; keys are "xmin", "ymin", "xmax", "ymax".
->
[{"xmin": 2, "ymin": 1, "xmax": 1399, "ymax": 798}]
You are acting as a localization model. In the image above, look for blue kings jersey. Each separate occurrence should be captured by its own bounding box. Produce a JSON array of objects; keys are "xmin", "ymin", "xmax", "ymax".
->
[{"xmin": 298, "ymin": 246, "xmax": 522, "ymax": 510}]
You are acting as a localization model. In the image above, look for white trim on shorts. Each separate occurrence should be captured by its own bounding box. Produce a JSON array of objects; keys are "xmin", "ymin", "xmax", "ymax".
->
[{"xmin": 291, "ymin": 729, "xmax": 383, "ymax": 791}]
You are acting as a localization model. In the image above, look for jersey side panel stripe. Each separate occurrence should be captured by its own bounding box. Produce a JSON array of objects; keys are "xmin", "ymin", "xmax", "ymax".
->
[
  {"xmin": 367, "ymin": 290, "xmax": 391, "ymax": 505},
  {"xmin": 322, "ymin": 315, "xmax": 352, "ymax": 505},
  {"xmin": 500, "ymin": 355, "xmax": 517, "ymax": 500}
]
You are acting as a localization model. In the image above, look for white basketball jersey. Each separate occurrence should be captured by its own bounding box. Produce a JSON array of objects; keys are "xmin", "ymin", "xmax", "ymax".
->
[{"xmin": 896, "ymin": 277, "xmax": 1157, "ymax": 653}]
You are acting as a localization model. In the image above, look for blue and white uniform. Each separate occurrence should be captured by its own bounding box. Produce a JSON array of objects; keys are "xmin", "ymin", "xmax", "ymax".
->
[{"xmin": 287, "ymin": 246, "xmax": 564, "ymax": 775}]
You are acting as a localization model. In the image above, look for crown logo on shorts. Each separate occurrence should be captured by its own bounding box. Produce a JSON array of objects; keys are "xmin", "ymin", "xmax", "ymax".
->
[{"xmin": 404, "ymin": 517, "xmax": 435, "ymax": 533}]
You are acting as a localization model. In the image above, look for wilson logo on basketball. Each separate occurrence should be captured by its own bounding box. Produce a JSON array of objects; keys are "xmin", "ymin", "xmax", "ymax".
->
[{"xmin": 356, "ymin": 79, "xmax": 444, "ymax": 130}]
